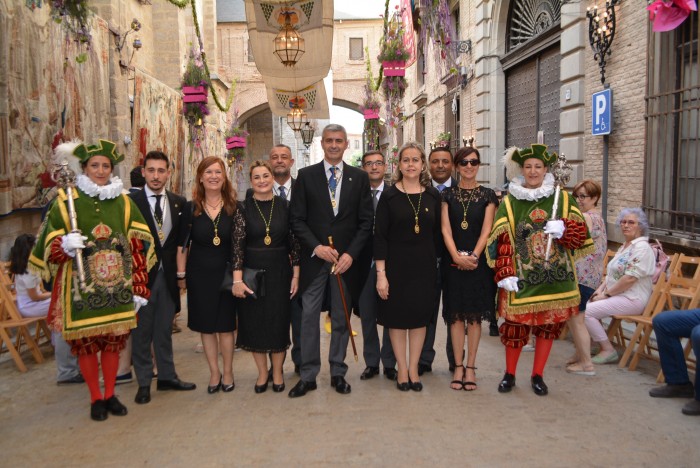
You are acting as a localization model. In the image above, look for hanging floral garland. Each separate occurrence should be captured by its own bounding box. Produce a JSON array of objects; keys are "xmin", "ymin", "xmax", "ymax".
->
[
  {"xmin": 416, "ymin": 0, "xmax": 458, "ymax": 76},
  {"xmin": 378, "ymin": 7, "xmax": 409, "ymax": 129},
  {"xmin": 49, "ymin": 0, "xmax": 92, "ymax": 63}
]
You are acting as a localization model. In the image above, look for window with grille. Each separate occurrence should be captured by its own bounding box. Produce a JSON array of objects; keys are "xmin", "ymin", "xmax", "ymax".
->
[
  {"xmin": 644, "ymin": 12, "xmax": 699, "ymax": 239},
  {"xmin": 349, "ymin": 38, "xmax": 363, "ymax": 60}
]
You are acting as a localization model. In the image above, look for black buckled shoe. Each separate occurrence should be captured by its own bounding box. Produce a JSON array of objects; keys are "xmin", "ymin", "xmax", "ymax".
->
[
  {"xmin": 531, "ymin": 375, "xmax": 548, "ymax": 396},
  {"xmin": 90, "ymin": 399, "xmax": 108, "ymax": 421},
  {"xmin": 105, "ymin": 396, "xmax": 128, "ymax": 416},
  {"xmin": 498, "ymin": 373, "xmax": 516, "ymax": 393}
]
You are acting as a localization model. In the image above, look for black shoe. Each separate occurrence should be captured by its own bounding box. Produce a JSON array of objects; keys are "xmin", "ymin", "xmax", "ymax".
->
[
  {"xmin": 396, "ymin": 380, "xmax": 410, "ymax": 391},
  {"xmin": 531, "ymin": 375, "xmax": 548, "ymax": 396},
  {"xmin": 208, "ymin": 376, "xmax": 222, "ymax": 394},
  {"xmin": 360, "ymin": 367, "xmax": 379, "ymax": 380},
  {"xmin": 57, "ymin": 373, "xmax": 85, "ymax": 385},
  {"xmin": 288, "ymin": 380, "xmax": 317, "ymax": 398},
  {"xmin": 222, "ymin": 380, "xmax": 235, "ymax": 393},
  {"xmin": 254, "ymin": 382, "xmax": 268, "ymax": 394},
  {"xmin": 383, "ymin": 368, "xmax": 398, "ymax": 381},
  {"xmin": 649, "ymin": 383, "xmax": 695, "ymax": 399},
  {"xmin": 134, "ymin": 386, "xmax": 151, "ymax": 404},
  {"xmin": 417, "ymin": 364, "xmax": 432, "ymax": 376},
  {"xmin": 294, "ymin": 365, "xmax": 300, "ymax": 375},
  {"xmin": 157, "ymin": 378, "xmax": 197, "ymax": 391},
  {"xmin": 90, "ymin": 399, "xmax": 108, "ymax": 421},
  {"xmin": 409, "ymin": 379, "xmax": 423, "ymax": 392},
  {"xmin": 272, "ymin": 382, "xmax": 286, "ymax": 393},
  {"xmin": 498, "ymin": 373, "xmax": 516, "ymax": 393},
  {"xmin": 330, "ymin": 376, "xmax": 351, "ymax": 394},
  {"xmin": 105, "ymin": 396, "xmax": 128, "ymax": 416},
  {"xmin": 489, "ymin": 322, "xmax": 500, "ymax": 337}
]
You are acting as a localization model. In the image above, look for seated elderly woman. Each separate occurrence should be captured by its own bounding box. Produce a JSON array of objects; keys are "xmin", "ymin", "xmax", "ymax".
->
[{"xmin": 581, "ymin": 207, "xmax": 656, "ymax": 366}]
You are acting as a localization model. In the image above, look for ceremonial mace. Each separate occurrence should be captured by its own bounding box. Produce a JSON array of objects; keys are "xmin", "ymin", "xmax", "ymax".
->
[
  {"xmin": 52, "ymin": 161, "xmax": 87, "ymax": 291},
  {"xmin": 544, "ymin": 153, "xmax": 573, "ymax": 262},
  {"xmin": 328, "ymin": 236, "xmax": 359, "ymax": 362}
]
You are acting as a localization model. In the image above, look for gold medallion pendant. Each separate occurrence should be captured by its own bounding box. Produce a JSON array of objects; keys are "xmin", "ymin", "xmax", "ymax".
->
[
  {"xmin": 461, "ymin": 220, "xmax": 469, "ymax": 230},
  {"xmin": 331, "ymin": 199, "xmax": 337, "ymax": 208},
  {"xmin": 158, "ymin": 231, "xmax": 165, "ymax": 241},
  {"xmin": 213, "ymin": 235, "xmax": 221, "ymax": 246},
  {"xmin": 264, "ymin": 235, "xmax": 272, "ymax": 246},
  {"xmin": 414, "ymin": 224, "xmax": 420, "ymax": 234}
]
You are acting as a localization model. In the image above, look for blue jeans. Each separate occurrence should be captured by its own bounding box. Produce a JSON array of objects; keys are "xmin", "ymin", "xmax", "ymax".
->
[{"xmin": 652, "ymin": 308, "xmax": 700, "ymax": 400}]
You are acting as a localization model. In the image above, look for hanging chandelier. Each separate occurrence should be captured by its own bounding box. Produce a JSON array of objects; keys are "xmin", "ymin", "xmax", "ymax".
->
[
  {"xmin": 274, "ymin": 11, "xmax": 305, "ymax": 67},
  {"xmin": 287, "ymin": 104, "xmax": 307, "ymax": 132},
  {"xmin": 300, "ymin": 122, "xmax": 315, "ymax": 148}
]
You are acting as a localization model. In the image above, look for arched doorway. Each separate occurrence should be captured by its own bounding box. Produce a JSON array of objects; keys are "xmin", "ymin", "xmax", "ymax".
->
[{"xmin": 502, "ymin": 0, "xmax": 562, "ymax": 153}]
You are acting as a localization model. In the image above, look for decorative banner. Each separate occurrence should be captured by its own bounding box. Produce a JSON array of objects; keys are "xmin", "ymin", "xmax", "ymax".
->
[
  {"xmin": 401, "ymin": 0, "xmax": 416, "ymax": 67},
  {"xmin": 264, "ymin": 79, "xmax": 330, "ymax": 119},
  {"xmin": 245, "ymin": 0, "xmax": 333, "ymax": 89}
]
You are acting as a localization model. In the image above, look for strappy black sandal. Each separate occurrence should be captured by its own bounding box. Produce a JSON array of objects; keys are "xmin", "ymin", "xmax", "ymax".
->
[
  {"xmin": 463, "ymin": 366, "xmax": 478, "ymax": 391},
  {"xmin": 450, "ymin": 365, "xmax": 465, "ymax": 391}
]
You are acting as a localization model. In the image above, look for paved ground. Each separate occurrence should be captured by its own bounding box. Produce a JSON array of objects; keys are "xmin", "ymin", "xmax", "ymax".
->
[{"xmin": 1, "ymin": 310, "xmax": 698, "ymax": 467}]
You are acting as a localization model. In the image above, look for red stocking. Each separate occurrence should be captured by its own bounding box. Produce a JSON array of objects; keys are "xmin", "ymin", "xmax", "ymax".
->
[
  {"xmin": 532, "ymin": 337, "xmax": 554, "ymax": 377},
  {"xmin": 101, "ymin": 351, "xmax": 120, "ymax": 399},
  {"xmin": 78, "ymin": 354, "xmax": 102, "ymax": 403},
  {"xmin": 505, "ymin": 346, "xmax": 522, "ymax": 375}
]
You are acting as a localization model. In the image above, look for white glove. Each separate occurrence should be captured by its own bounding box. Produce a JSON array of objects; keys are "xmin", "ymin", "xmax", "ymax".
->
[
  {"xmin": 133, "ymin": 295, "xmax": 148, "ymax": 312},
  {"xmin": 544, "ymin": 220, "xmax": 565, "ymax": 239},
  {"xmin": 61, "ymin": 232, "xmax": 87, "ymax": 257},
  {"xmin": 497, "ymin": 276, "xmax": 520, "ymax": 292}
]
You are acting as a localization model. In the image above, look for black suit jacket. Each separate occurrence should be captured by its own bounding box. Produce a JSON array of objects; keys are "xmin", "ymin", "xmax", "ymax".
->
[
  {"xmin": 290, "ymin": 162, "xmax": 373, "ymax": 300},
  {"xmin": 130, "ymin": 189, "xmax": 187, "ymax": 313}
]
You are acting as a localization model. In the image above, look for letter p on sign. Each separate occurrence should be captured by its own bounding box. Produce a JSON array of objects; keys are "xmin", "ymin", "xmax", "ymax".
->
[{"xmin": 592, "ymin": 89, "xmax": 612, "ymax": 136}]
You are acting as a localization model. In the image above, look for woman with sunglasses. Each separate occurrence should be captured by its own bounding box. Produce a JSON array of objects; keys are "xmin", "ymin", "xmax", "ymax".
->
[
  {"xmin": 440, "ymin": 147, "xmax": 498, "ymax": 391},
  {"xmin": 565, "ymin": 180, "xmax": 607, "ymax": 375},
  {"xmin": 581, "ymin": 208, "xmax": 656, "ymax": 366}
]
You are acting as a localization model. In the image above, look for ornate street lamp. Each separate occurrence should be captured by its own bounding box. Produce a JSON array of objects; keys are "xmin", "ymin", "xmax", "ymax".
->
[
  {"xmin": 587, "ymin": 0, "xmax": 622, "ymax": 85},
  {"xmin": 274, "ymin": 11, "xmax": 305, "ymax": 67},
  {"xmin": 287, "ymin": 105, "xmax": 307, "ymax": 132},
  {"xmin": 300, "ymin": 121, "xmax": 315, "ymax": 148}
]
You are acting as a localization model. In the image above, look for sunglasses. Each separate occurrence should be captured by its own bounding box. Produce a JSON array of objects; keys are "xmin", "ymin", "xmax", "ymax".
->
[{"xmin": 458, "ymin": 159, "xmax": 480, "ymax": 167}]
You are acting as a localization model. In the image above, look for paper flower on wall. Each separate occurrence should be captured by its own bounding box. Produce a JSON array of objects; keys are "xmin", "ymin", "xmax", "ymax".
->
[{"xmin": 647, "ymin": 0, "xmax": 697, "ymax": 32}]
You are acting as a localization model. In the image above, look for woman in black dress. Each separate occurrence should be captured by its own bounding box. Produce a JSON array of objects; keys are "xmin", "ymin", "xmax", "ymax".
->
[
  {"xmin": 232, "ymin": 161, "xmax": 300, "ymax": 393},
  {"xmin": 177, "ymin": 157, "xmax": 243, "ymax": 394},
  {"xmin": 441, "ymin": 147, "xmax": 497, "ymax": 391},
  {"xmin": 375, "ymin": 142, "xmax": 441, "ymax": 392}
]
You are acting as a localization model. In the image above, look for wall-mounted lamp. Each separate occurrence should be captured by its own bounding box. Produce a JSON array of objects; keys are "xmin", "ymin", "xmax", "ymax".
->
[
  {"xmin": 587, "ymin": 0, "xmax": 621, "ymax": 85},
  {"xmin": 115, "ymin": 18, "xmax": 142, "ymax": 70}
]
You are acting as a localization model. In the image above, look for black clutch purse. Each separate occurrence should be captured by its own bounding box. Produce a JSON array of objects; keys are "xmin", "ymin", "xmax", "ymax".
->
[{"xmin": 220, "ymin": 263, "xmax": 266, "ymax": 299}]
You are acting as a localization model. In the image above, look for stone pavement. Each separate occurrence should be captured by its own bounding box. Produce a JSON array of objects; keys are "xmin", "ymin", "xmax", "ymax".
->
[{"xmin": 1, "ymin": 311, "xmax": 698, "ymax": 467}]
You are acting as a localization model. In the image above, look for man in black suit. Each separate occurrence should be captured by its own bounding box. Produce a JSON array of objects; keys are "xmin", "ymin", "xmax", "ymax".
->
[
  {"xmin": 424, "ymin": 146, "xmax": 457, "ymax": 375},
  {"xmin": 130, "ymin": 151, "xmax": 196, "ymax": 404},
  {"xmin": 357, "ymin": 150, "xmax": 396, "ymax": 381},
  {"xmin": 288, "ymin": 124, "xmax": 374, "ymax": 397}
]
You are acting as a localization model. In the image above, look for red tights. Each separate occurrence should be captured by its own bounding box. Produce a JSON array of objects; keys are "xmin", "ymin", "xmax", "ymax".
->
[
  {"xmin": 504, "ymin": 337, "xmax": 554, "ymax": 377},
  {"xmin": 77, "ymin": 351, "xmax": 120, "ymax": 402}
]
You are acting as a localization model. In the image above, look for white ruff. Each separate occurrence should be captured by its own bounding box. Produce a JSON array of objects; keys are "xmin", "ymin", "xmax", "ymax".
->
[
  {"xmin": 76, "ymin": 174, "xmax": 124, "ymax": 200},
  {"xmin": 508, "ymin": 173, "xmax": 555, "ymax": 201}
]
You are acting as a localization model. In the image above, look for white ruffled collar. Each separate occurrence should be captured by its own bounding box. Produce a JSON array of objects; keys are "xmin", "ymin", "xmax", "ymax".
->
[
  {"xmin": 76, "ymin": 174, "xmax": 124, "ymax": 200},
  {"xmin": 508, "ymin": 173, "xmax": 555, "ymax": 201}
]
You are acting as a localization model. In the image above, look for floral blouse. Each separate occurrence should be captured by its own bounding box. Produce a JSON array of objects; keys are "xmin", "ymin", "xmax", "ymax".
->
[
  {"xmin": 604, "ymin": 236, "xmax": 656, "ymax": 302},
  {"xmin": 576, "ymin": 210, "xmax": 607, "ymax": 289}
]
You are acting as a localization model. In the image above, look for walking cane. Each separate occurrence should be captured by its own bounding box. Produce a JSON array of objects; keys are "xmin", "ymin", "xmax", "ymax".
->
[{"xmin": 328, "ymin": 236, "xmax": 359, "ymax": 362}]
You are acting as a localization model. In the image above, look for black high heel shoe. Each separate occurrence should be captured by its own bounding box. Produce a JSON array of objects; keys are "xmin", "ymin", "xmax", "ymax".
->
[
  {"xmin": 208, "ymin": 375, "xmax": 222, "ymax": 394},
  {"xmin": 272, "ymin": 381, "xmax": 285, "ymax": 393},
  {"xmin": 254, "ymin": 381, "xmax": 268, "ymax": 394},
  {"xmin": 222, "ymin": 379, "xmax": 235, "ymax": 393},
  {"xmin": 396, "ymin": 380, "xmax": 410, "ymax": 391},
  {"xmin": 409, "ymin": 379, "xmax": 423, "ymax": 392}
]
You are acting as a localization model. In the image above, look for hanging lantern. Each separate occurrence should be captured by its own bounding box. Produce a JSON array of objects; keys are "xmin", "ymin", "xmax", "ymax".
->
[
  {"xmin": 300, "ymin": 121, "xmax": 315, "ymax": 148},
  {"xmin": 274, "ymin": 11, "xmax": 305, "ymax": 67},
  {"xmin": 287, "ymin": 105, "xmax": 307, "ymax": 132}
]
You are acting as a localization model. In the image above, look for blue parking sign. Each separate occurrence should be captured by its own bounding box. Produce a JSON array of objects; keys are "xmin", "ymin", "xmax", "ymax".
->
[{"xmin": 592, "ymin": 89, "xmax": 612, "ymax": 136}]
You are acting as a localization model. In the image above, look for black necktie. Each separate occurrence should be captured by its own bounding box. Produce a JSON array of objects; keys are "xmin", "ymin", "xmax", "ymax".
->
[
  {"xmin": 279, "ymin": 186, "xmax": 287, "ymax": 200},
  {"xmin": 153, "ymin": 194, "xmax": 163, "ymax": 224},
  {"xmin": 371, "ymin": 189, "xmax": 379, "ymax": 212}
]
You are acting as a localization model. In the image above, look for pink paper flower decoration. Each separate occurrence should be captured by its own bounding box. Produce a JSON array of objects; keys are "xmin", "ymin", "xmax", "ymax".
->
[{"xmin": 648, "ymin": 0, "xmax": 697, "ymax": 32}]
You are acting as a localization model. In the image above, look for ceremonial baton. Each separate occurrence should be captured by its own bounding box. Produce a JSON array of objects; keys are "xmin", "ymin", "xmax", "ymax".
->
[
  {"xmin": 328, "ymin": 236, "xmax": 358, "ymax": 362},
  {"xmin": 544, "ymin": 154, "xmax": 572, "ymax": 262}
]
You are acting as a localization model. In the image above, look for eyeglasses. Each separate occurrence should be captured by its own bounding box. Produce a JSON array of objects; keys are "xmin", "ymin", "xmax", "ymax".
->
[
  {"xmin": 619, "ymin": 220, "xmax": 638, "ymax": 226},
  {"xmin": 574, "ymin": 194, "xmax": 590, "ymax": 200},
  {"xmin": 458, "ymin": 159, "xmax": 480, "ymax": 167},
  {"xmin": 363, "ymin": 161, "xmax": 385, "ymax": 168}
]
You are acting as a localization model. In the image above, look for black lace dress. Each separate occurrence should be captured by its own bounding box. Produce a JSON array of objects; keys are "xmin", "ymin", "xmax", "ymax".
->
[
  {"xmin": 442, "ymin": 186, "xmax": 498, "ymax": 324},
  {"xmin": 234, "ymin": 196, "xmax": 300, "ymax": 353},
  {"xmin": 180, "ymin": 202, "xmax": 244, "ymax": 333}
]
